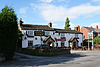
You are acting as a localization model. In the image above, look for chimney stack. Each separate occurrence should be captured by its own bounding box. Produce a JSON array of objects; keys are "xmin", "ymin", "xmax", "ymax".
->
[
  {"xmin": 78, "ymin": 25, "xmax": 80, "ymax": 31},
  {"xmin": 96, "ymin": 25, "xmax": 98, "ymax": 30},
  {"xmin": 48, "ymin": 22, "xmax": 52, "ymax": 27},
  {"xmin": 74, "ymin": 25, "xmax": 80, "ymax": 31},
  {"xmin": 19, "ymin": 18, "xmax": 23, "ymax": 26},
  {"xmin": 74, "ymin": 27, "xmax": 78, "ymax": 31}
]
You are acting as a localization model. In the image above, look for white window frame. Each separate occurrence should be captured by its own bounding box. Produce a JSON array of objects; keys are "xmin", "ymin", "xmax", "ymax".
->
[{"xmin": 28, "ymin": 31, "xmax": 33, "ymax": 36}]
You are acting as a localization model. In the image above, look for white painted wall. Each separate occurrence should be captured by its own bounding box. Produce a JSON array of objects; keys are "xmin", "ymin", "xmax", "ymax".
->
[
  {"xmin": 22, "ymin": 35, "xmax": 28, "ymax": 48},
  {"xmin": 21, "ymin": 30, "xmax": 83, "ymax": 48}
]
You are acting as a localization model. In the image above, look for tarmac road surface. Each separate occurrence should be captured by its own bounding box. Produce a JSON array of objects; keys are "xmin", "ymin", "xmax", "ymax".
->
[{"xmin": 0, "ymin": 50, "xmax": 100, "ymax": 67}]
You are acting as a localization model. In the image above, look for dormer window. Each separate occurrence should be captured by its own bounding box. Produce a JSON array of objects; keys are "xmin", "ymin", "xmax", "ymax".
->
[{"xmin": 61, "ymin": 33, "xmax": 65, "ymax": 37}]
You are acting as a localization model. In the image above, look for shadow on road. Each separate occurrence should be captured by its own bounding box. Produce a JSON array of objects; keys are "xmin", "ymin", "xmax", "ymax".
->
[{"xmin": 0, "ymin": 53, "xmax": 87, "ymax": 67}]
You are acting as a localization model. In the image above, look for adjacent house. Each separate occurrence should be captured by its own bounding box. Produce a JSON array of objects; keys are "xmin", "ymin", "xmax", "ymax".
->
[
  {"xmin": 80, "ymin": 25, "xmax": 100, "ymax": 49},
  {"xmin": 18, "ymin": 18, "xmax": 83, "ymax": 49}
]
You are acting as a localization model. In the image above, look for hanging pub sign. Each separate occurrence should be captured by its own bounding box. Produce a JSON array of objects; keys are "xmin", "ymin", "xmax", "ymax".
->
[{"xmin": 34, "ymin": 31, "xmax": 45, "ymax": 36}]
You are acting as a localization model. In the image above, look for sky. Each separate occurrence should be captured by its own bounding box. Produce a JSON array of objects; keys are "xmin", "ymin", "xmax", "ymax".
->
[{"xmin": 0, "ymin": 0, "xmax": 100, "ymax": 29}]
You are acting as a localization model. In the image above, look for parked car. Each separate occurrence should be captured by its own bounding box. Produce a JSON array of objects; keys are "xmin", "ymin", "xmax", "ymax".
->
[
  {"xmin": 32, "ymin": 44, "xmax": 49, "ymax": 49},
  {"xmin": 32, "ymin": 44, "xmax": 41, "ymax": 49}
]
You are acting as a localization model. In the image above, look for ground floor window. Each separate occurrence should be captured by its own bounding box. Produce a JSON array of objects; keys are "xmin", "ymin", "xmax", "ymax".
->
[
  {"xmin": 28, "ymin": 40, "xmax": 33, "ymax": 47},
  {"xmin": 61, "ymin": 41, "xmax": 65, "ymax": 47}
]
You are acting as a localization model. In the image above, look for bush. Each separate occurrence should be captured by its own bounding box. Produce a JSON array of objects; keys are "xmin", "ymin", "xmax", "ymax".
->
[
  {"xmin": 94, "ymin": 37, "xmax": 100, "ymax": 44},
  {"xmin": 16, "ymin": 48, "xmax": 55, "ymax": 56},
  {"xmin": 16, "ymin": 48, "xmax": 70, "ymax": 56}
]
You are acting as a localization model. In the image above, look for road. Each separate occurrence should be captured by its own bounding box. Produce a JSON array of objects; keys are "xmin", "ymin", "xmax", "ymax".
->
[{"xmin": 0, "ymin": 50, "xmax": 100, "ymax": 67}]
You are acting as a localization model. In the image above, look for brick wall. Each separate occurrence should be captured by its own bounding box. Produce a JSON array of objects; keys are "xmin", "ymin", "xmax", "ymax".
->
[{"xmin": 80, "ymin": 27, "xmax": 90, "ymax": 40}]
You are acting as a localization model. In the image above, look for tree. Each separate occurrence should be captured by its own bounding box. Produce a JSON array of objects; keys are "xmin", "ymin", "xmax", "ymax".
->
[
  {"xmin": 94, "ymin": 37, "xmax": 100, "ymax": 44},
  {"xmin": 0, "ymin": 6, "xmax": 18, "ymax": 60},
  {"xmin": 64, "ymin": 17, "xmax": 71, "ymax": 30},
  {"xmin": 16, "ymin": 30, "xmax": 23, "ymax": 49}
]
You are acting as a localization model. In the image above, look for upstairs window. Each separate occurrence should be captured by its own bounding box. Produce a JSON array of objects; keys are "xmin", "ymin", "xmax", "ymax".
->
[
  {"xmin": 28, "ymin": 31, "xmax": 33, "ymax": 36},
  {"xmin": 61, "ymin": 33, "xmax": 65, "ymax": 37},
  {"xmin": 45, "ymin": 31, "xmax": 50, "ymax": 35},
  {"xmin": 75, "ymin": 34, "xmax": 78, "ymax": 37}
]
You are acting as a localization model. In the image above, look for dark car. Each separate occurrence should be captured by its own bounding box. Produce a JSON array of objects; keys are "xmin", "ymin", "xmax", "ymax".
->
[
  {"xmin": 32, "ymin": 44, "xmax": 49, "ymax": 49},
  {"xmin": 40, "ymin": 44, "xmax": 50, "ymax": 49},
  {"xmin": 32, "ymin": 44, "xmax": 41, "ymax": 49}
]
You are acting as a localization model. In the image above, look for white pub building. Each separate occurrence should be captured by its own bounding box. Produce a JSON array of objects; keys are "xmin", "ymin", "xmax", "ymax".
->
[{"xmin": 18, "ymin": 19, "xmax": 83, "ymax": 49}]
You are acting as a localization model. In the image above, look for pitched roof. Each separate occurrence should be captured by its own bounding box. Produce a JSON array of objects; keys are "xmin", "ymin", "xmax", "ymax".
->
[
  {"xmin": 21, "ymin": 24, "xmax": 54, "ymax": 31},
  {"xmin": 20, "ymin": 24, "xmax": 82, "ymax": 34},
  {"xmin": 84, "ymin": 27, "xmax": 100, "ymax": 32},
  {"xmin": 69, "ymin": 37, "xmax": 79, "ymax": 42},
  {"xmin": 44, "ymin": 36, "xmax": 55, "ymax": 42},
  {"xmin": 54, "ymin": 28, "xmax": 82, "ymax": 34},
  {"xmin": 84, "ymin": 27, "xmax": 95, "ymax": 31}
]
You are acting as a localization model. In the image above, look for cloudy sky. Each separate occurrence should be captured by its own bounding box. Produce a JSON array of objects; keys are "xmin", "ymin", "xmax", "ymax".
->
[{"xmin": 0, "ymin": 0, "xmax": 100, "ymax": 29}]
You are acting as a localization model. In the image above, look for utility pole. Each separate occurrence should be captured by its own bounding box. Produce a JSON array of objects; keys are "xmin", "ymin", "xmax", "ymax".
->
[{"xmin": 92, "ymin": 31, "xmax": 94, "ymax": 50}]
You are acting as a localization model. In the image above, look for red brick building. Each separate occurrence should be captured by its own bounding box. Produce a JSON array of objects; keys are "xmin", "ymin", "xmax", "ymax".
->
[
  {"xmin": 75, "ymin": 25, "xmax": 100, "ymax": 49},
  {"xmin": 80, "ymin": 26, "xmax": 100, "ymax": 40}
]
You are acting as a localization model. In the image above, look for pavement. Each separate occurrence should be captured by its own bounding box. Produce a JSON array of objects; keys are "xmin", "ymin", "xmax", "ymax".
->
[{"xmin": 0, "ymin": 50, "xmax": 100, "ymax": 67}]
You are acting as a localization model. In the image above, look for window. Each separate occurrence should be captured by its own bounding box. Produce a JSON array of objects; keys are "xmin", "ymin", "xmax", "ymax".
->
[
  {"xmin": 28, "ymin": 31, "xmax": 33, "ymax": 36},
  {"xmin": 28, "ymin": 41, "xmax": 33, "ymax": 47},
  {"xmin": 61, "ymin": 33, "xmax": 65, "ymax": 37},
  {"xmin": 45, "ymin": 31, "xmax": 50, "ymax": 35},
  {"xmin": 75, "ymin": 34, "xmax": 78, "ymax": 37}
]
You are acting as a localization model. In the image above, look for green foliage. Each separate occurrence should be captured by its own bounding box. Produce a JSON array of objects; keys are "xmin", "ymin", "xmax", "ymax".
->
[
  {"xmin": 0, "ymin": 6, "xmax": 18, "ymax": 60},
  {"xmin": 94, "ymin": 37, "xmax": 100, "ymax": 44},
  {"xmin": 16, "ymin": 49, "xmax": 56, "ymax": 56},
  {"xmin": 16, "ymin": 30, "xmax": 23, "ymax": 49},
  {"xmin": 16, "ymin": 48, "xmax": 70, "ymax": 56},
  {"xmin": 64, "ymin": 17, "xmax": 71, "ymax": 30}
]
